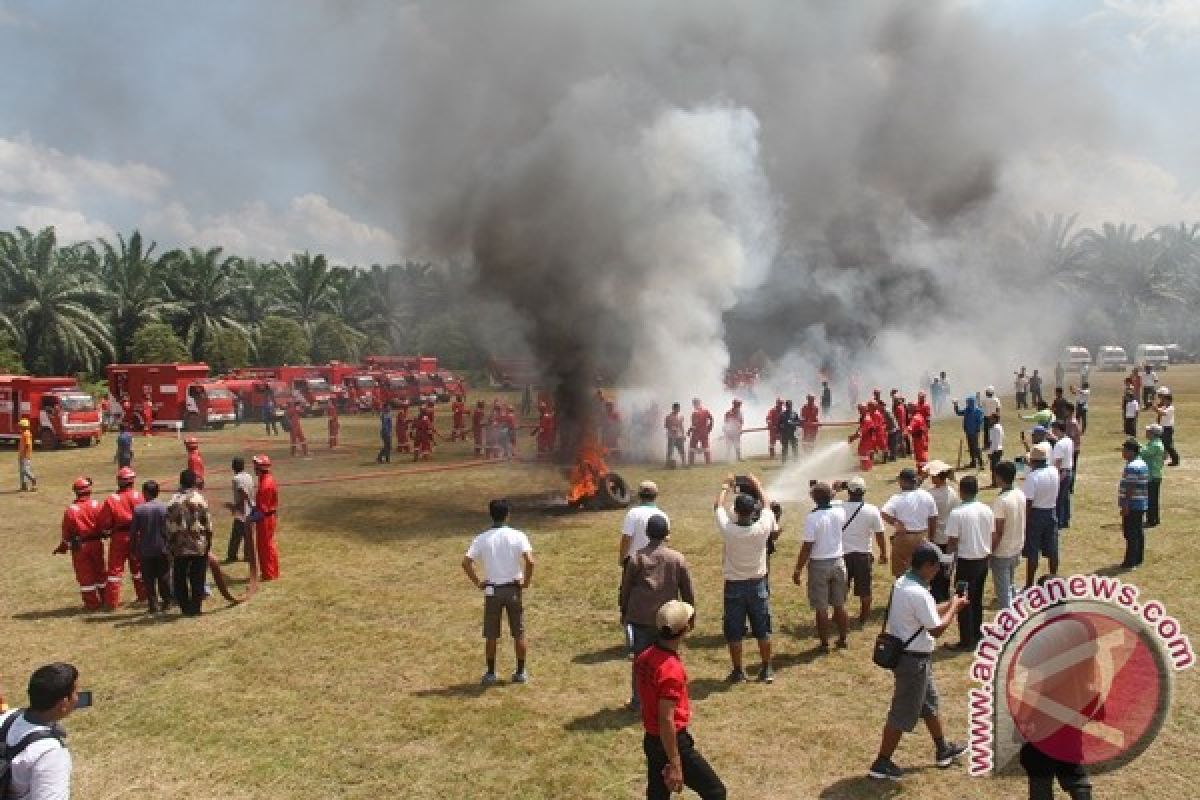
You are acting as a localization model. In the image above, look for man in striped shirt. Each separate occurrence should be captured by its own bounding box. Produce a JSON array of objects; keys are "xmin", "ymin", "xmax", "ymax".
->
[{"xmin": 1118, "ymin": 438, "xmax": 1149, "ymax": 570}]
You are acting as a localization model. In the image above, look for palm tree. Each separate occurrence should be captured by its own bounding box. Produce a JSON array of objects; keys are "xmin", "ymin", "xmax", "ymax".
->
[
  {"xmin": 96, "ymin": 230, "xmax": 179, "ymax": 362},
  {"xmin": 278, "ymin": 251, "xmax": 337, "ymax": 335},
  {"xmin": 1012, "ymin": 212, "xmax": 1089, "ymax": 288},
  {"xmin": 164, "ymin": 246, "xmax": 248, "ymax": 361},
  {"xmin": 233, "ymin": 258, "xmax": 285, "ymax": 329},
  {"xmin": 0, "ymin": 226, "xmax": 114, "ymax": 373},
  {"xmin": 1079, "ymin": 223, "xmax": 1185, "ymax": 341}
]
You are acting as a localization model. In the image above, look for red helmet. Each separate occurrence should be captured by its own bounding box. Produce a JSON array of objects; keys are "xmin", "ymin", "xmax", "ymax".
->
[
  {"xmin": 732, "ymin": 398, "xmax": 742, "ymax": 406},
  {"xmin": 252, "ymin": 454, "xmax": 272, "ymax": 470},
  {"xmin": 116, "ymin": 467, "xmax": 136, "ymax": 484},
  {"xmin": 184, "ymin": 436, "xmax": 199, "ymax": 449},
  {"xmin": 72, "ymin": 476, "xmax": 93, "ymax": 494}
]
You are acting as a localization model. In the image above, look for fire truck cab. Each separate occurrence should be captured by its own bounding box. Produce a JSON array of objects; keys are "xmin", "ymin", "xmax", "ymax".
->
[
  {"xmin": 0, "ymin": 376, "xmax": 102, "ymax": 450},
  {"xmin": 319, "ymin": 362, "xmax": 378, "ymax": 411},
  {"xmin": 106, "ymin": 363, "xmax": 236, "ymax": 431},
  {"xmin": 222, "ymin": 377, "xmax": 291, "ymax": 420}
]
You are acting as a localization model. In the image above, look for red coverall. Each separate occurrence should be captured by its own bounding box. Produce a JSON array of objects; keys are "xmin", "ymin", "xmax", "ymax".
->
[
  {"xmin": 688, "ymin": 407, "xmax": 714, "ymax": 465},
  {"xmin": 187, "ymin": 449, "xmax": 206, "ymax": 488},
  {"xmin": 412, "ymin": 415, "xmax": 436, "ymax": 460},
  {"xmin": 327, "ymin": 403, "xmax": 340, "ymax": 448},
  {"xmin": 287, "ymin": 406, "xmax": 308, "ymax": 455},
  {"xmin": 255, "ymin": 470, "xmax": 280, "ymax": 580},
  {"xmin": 534, "ymin": 410, "xmax": 556, "ymax": 456},
  {"xmin": 852, "ymin": 409, "xmax": 875, "ymax": 471},
  {"xmin": 909, "ymin": 412, "xmax": 929, "ymax": 467},
  {"xmin": 141, "ymin": 400, "xmax": 154, "ymax": 436},
  {"xmin": 451, "ymin": 400, "xmax": 466, "ymax": 441},
  {"xmin": 97, "ymin": 487, "xmax": 146, "ymax": 607},
  {"xmin": 916, "ymin": 396, "xmax": 932, "ymax": 423},
  {"xmin": 60, "ymin": 496, "xmax": 106, "ymax": 609},
  {"xmin": 893, "ymin": 401, "xmax": 910, "ymax": 456},
  {"xmin": 395, "ymin": 408, "xmax": 411, "ymax": 453},
  {"xmin": 870, "ymin": 407, "xmax": 887, "ymax": 458},
  {"xmin": 766, "ymin": 403, "xmax": 782, "ymax": 457},
  {"xmin": 800, "ymin": 401, "xmax": 820, "ymax": 450},
  {"xmin": 471, "ymin": 405, "xmax": 486, "ymax": 455}
]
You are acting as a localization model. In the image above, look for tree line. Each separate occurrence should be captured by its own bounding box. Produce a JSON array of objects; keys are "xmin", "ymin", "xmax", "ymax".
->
[{"xmin": 0, "ymin": 226, "xmax": 488, "ymax": 377}]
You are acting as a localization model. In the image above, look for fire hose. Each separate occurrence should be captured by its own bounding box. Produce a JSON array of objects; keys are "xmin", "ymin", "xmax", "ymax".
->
[{"xmin": 206, "ymin": 520, "xmax": 258, "ymax": 605}]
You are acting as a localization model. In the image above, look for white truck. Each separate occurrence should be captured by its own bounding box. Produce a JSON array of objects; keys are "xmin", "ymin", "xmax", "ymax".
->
[
  {"xmin": 1097, "ymin": 346, "xmax": 1129, "ymax": 372},
  {"xmin": 1135, "ymin": 344, "xmax": 1169, "ymax": 371}
]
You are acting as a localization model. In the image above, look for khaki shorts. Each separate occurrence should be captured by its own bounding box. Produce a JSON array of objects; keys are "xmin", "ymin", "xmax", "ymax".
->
[
  {"xmin": 806, "ymin": 558, "xmax": 848, "ymax": 612},
  {"xmin": 482, "ymin": 585, "xmax": 524, "ymax": 639}
]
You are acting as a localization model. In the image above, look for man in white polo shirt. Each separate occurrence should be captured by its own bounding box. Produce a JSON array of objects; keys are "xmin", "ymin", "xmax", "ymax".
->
[
  {"xmin": 881, "ymin": 467, "xmax": 939, "ymax": 578},
  {"xmin": 944, "ymin": 475, "xmax": 994, "ymax": 650},
  {"xmin": 0, "ymin": 662, "xmax": 79, "ymax": 800},
  {"xmin": 462, "ymin": 499, "xmax": 535, "ymax": 686},
  {"xmin": 714, "ymin": 473, "xmax": 776, "ymax": 684},
  {"xmin": 838, "ymin": 476, "xmax": 887, "ymax": 624},
  {"xmin": 792, "ymin": 481, "xmax": 850, "ymax": 651},
  {"xmin": 1050, "ymin": 420, "xmax": 1074, "ymax": 529},
  {"xmin": 989, "ymin": 461, "xmax": 1026, "ymax": 610},
  {"xmin": 924, "ymin": 461, "xmax": 959, "ymax": 602},
  {"xmin": 1022, "ymin": 442, "xmax": 1059, "ymax": 589}
]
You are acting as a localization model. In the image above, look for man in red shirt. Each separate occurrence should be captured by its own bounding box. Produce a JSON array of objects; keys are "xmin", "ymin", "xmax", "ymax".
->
[
  {"xmin": 97, "ymin": 466, "xmax": 146, "ymax": 609},
  {"xmin": 532, "ymin": 402, "xmax": 556, "ymax": 458},
  {"xmin": 800, "ymin": 394, "xmax": 820, "ymax": 454},
  {"xmin": 184, "ymin": 437, "xmax": 205, "ymax": 489},
  {"xmin": 766, "ymin": 399, "xmax": 783, "ymax": 459},
  {"xmin": 253, "ymin": 455, "xmax": 280, "ymax": 580},
  {"xmin": 635, "ymin": 599, "xmax": 726, "ymax": 799},
  {"xmin": 287, "ymin": 402, "xmax": 309, "ymax": 457},
  {"xmin": 471, "ymin": 400, "xmax": 487, "ymax": 456},
  {"xmin": 450, "ymin": 395, "xmax": 467, "ymax": 442},
  {"xmin": 687, "ymin": 398, "xmax": 714, "ymax": 466},
  {"xmin": 54, "ymin": 477, "xmax": 106, "ymax": 610},
  {"xmin": 140, "ymin": 396, "xmax": 154, "ymax": 437}
]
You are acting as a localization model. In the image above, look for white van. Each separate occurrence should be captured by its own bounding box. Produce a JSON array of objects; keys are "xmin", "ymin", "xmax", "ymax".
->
[
  {"xmin": 1097, "ymin": 346, "xmax": 1129, "ymax": 371},
  {"xmin": 1060, "ymin": 346, "xmax": 1091, "ymax": 372},
  {"xmin": 1136, "ymin": 344, "xmax": 1169, "ymax": 371}
]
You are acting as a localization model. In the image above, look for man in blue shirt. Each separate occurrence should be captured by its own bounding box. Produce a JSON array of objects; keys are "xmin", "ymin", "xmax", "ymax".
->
[
  {"xmin": 1118, "ymin": 438, "xmax": 1150, "ymax": 569},
  {"xmin": 114, "ymin": 424, "xmax": 134, "ymax": 468},
  {"xmin": 952, "ymin": 396, "xmax": 984, "ymax": 470},
  {"xmin": 376, "ymin": 408, "xmax": 394, "ymax": 463}
]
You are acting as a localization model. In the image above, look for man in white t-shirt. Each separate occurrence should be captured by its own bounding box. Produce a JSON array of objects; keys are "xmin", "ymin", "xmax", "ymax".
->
[
  {"xmin": 944, "ymin": 476, "xmax": 994, "ymax": 650},
  {"xmin": 868, "ymin": 543, "xmax": 968, "ymax": 781},
  {"xmin": 981, "ymin": 387, "xmax": 1001, "ymax": 451},
  {"xmin": 0, "ymin": 662, "xmax": 78, "ymax": 800},
  {"xmin": 1123, "ymin": 391, "xmax": 1140, "ymax": 437},
  {"xmin": 989, "ymin": 461, "xmax": 1026, "ymax": 610},
  {"xmin": 1050, "ymin": 420, "xmax": 1074, "ymax": 529},
  {"xmin": 881, "ymin": 467, "xmax": 939, "ymax": 579},
  {"xmin": 792, "ymin": 482, "xmax": 849, "ymax": 651},
  {"xmin": 1071, "ymin": 382, "xmax": 1091, "ymax": 434},
  {"xmin": 618, "ymin": 481, "xmax": 668, "ymax": 565},
  {"xmin": 714, "ymin": 473, "xmax": 776, "ymax": 683},
  {"xmin": 1022, "ymin": 443, "xmax": 1060, "ymax": 589},
  {"xmin": 223, "ymin": 456, "xmax": 256, "ymax": 564},
  {"xmin": 925, "ymin": 462, "xmax": 959, "ymax": 602},
  {"xmin": 838, "ymin": 476, "xmax": 887, "ymax": 623},
  {"xmin": 462, "ymin": 499, "xmax": 535, "ymax": 686}
]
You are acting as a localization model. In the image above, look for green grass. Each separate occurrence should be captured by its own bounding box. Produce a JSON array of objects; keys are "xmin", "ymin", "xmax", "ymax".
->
[{"xmin": 3, "ymin": 377, "xmax": 1199, "ymax": 798}]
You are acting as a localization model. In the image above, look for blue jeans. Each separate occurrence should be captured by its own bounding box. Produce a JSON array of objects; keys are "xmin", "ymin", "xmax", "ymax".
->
[
  {"xmin": 990, "ymin": 554, "xmax": 1020, "ymax": 609},
  {"xmin": 723, "ymin": 578, "xmax": 771, "ymax": 642}
]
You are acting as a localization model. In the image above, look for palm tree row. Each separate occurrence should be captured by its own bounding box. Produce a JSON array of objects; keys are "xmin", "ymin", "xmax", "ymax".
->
[{"xmin": 0, "ymin": 226, "xmax": 476, "ymax": 377}]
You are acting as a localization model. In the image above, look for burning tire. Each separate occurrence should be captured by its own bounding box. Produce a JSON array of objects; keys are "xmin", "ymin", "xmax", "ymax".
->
[{"xmin": 596, "ymin": 472, "xmax": 631, "ymax": 510}]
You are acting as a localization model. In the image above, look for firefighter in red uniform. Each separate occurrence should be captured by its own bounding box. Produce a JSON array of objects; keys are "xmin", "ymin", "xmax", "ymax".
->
[
  {"xmin": 451, "ymin": 395, "xmax": 467, "ymax": 442},
  {"xmin": 395, "ymin": 404, "xmax": 412, "ymax": 454},
  {"xmin": 412, "ymin": 409, "xmax": 438, "ymax": 461},
  {"xmin": 97, "ymin": 466, "xmax": 146, "ymax": 609},
  {"xmin": 687, "ymin": 397, "xmax": 714, "ymax": 466},
  {"xmin": 766, "ymin": 398, "xmax": 783, "ymax": 458},
  {"xmin": 141, "ymin": 395, "xmax": 154, "ymax": 437},
  {"xmin": 916, "ymin": 391, "xmax": 932, "ymax": 425},
  {"xmin": 184, "ymin": 436, "xmax": 206, "ymax": 489},
  {"xmin": 532, "ymin": 402, "xmax": 556, "ymax": 458},
  {"xmin": 287, "ymin": 402, "xmax": 309, "ymax": 456},
  {"xmin": 892, "ymin": 395, "xmax": 910, "ymax": 457},
  {"xmin": 602, "ymin": 400, "xmax": 621, "ymax": 456},
  {"xmin": 471, "ymin": 400, "xmax": 487, "ymax": 456},
  {"xmin": 800, "ymin": 394, "xmax": 821, "ymax": 453},
  {"xmin": 327, "ymin": 399, "xmax": 340, "ymax": 449},
  {"xmin": 253, "ymin": 454, "xmax": 280, "ymax": 580},
  {"xmin": 54, "ymin": 477, "xmax": 106, "ymax": 610},
  {"xmin": 121, "ymin": 398, "xmax": 132, "ymax": 428},
  {"xmin": 869, "ymin": 401, "xmax": 888, "ymax": 463},
  {"xmin": 908, "ymin": 407, "xmax": 930, "ymax": 469},
  {"xmin": 848, "ymin": 403, "xmax": 876, "ymax": 472}
]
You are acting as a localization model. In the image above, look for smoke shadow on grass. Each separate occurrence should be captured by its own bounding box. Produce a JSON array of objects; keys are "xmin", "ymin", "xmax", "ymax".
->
[
  {"xmin": 818, "ymin": 775, "xmax": 905, "ymax": 799},
  {"xmin": 292, "ymin": 494, "xmax": 495, "ymax": 544},
  {"xmin": 11, "ymin": 606, "xmax": 95, "ymax": 621},
  {"xmin": 572, "ymin": 644, "xmax": 629, "ymax": 665},
  {"xmin": 563, "ymin": 706, "xmax": 637, "ymax": 732}
]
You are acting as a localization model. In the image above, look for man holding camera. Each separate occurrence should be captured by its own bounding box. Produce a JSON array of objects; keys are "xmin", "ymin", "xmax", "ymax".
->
[
  {"xmin": 943, "ymin": 475, "xmax": 994, "ymax": 650},
  {"xmin": 1, "ymin": 662, "xmax": 81, "ymax": 798},
  {"xmin": 868, "ymin": 543, "xmax": 968, "ymax": 781},
  {"xmin": 713, "ymin": 473, "xmax": 775, "ymax": 683}
]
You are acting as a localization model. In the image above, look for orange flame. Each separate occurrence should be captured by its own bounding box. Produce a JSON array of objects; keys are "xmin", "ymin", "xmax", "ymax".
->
[{"xmin": 566, "ymin": 434, "xmax": 610, "ymax": 505}]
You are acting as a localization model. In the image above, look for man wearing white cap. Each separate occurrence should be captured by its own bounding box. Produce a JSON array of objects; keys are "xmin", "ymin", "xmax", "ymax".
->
[
  {"xmin": 618, "ymin": 481, "xmax": 669, "ymax": 653},
  {"xmin": 1141, "ymin": 424, "xmax": 1166, "ymax": 527},
  {"xmin": 1022, "ymin": 442, "xmax": 1059, "ymax": 589},
  {"xmin": 634, "ymin": 599, "xmax": 726, "ymax": 799},
  {"xmin": 837, "ymin": 476, "xmax": 887, "ymax": 624},
  {"xmin": 1154, "ymin": 387, "xmax": 1180, "ymax": 466},
  {"xmin": 981, "ymin": 386, "xmax": 1000, "ymax": 452}
]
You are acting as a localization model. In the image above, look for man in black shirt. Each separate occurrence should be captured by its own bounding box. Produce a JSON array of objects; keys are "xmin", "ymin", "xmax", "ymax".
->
[{"xmin": 777, "ymin": 401, "xmax": 800, "ymax": 463}]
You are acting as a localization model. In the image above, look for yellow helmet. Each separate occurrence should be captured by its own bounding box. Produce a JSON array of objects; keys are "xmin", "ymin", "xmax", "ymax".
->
[{"xmin": 18, "ymin": 418, "xmax": 30, "ymax": 429}]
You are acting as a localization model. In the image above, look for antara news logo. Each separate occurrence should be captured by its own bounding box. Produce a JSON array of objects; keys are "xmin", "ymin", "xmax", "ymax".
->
[{"xmin": 967, "ymin": 574, "xmax": 1194, "ymax": 778}]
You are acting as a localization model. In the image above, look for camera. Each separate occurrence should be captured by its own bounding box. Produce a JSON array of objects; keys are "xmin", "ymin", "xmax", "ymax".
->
[
  {"xmin": 75, "ymin": 690, "xmax": 93, "ymax": 709},
  {"xmin": 955, "ymin": 580, "xmax": 968, "ymax": 598}
]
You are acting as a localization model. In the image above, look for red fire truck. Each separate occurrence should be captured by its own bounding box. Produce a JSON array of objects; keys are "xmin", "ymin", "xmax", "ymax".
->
[
  {"xmin": 363, "ymin": 356, "xmax": 443, "ymax": 405},
  {"xmin": 432, "ymin": 369, "xmax": 468, "ymax": 400},
  {"xmin": 317, "ymin": 362, "xmax": 379, "ymax": 412},
  {"xmin": 224, "ymin": 366, "xmax": 333, "ymax": 415},
  {"xmin": 0, "ymin": 376, "xmax": 102, "ymax": 449},
  {"xmin": 221, "ymin": 378, "xmax": 292, "ymax": 421},
  {"xmin": 106, "ymin": 363, "xmax": 237, "ymax": 431}
]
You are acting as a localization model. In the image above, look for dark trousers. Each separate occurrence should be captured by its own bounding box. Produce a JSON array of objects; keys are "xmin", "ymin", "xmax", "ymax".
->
[
  {"xmin": 173, "ymin": 555, "xmax": 208, "ymax": 616},
  {"xmin": 1122, "ymin": 510, "xmax": 1145, "ymax": 568},
  {"xmin": 1147, "ymin": 478, "xmax": 1162, "ymax": 527},
  {"xmin": 226, "ymin": 519, "xmax": 246, "ymax": 561},
  {"xmin": 956, "ymin": 557, "xmax": 989, "ymax": 645},
  {"xmin": 141, "ymin": 553, "xmax": 172, "ymax": 610},
  {"xmin": 1077, "ymin": 406, "xmax": 1087, "ymax": 433},
  {"xmin": 1031, "ymin": 388, "xmax": 1044, "ymax": 406},
  {"xmin": 643, "ymin": 730, "xmax": 726, "ymax": 800},
  {"xmin": 377, "ymin": 436, "xmax": 392, "ymax": 463},
  {"xmin": 1163, "ymin": 426, "xmax": 1180, "ymax": 465},
  {"xmin": 1124, "ymin": 417, "xmax": 1136, "ymax": 436},
  {"xmin": 1016, "ymin": 391, "xmax": 1027, "ymax": 410},
  {"xmin": 264, "ymin": 416, "xmax": 279, "ymax": 435},
  {"xmin": 780, "ymin": 435, "xmax": 798, "ymax": 463},
  {"xmin": 1020, "ymin": 742, "xmax": 1091, "ymax": 800},
  {"xmin": 965, "ymin": 431, "xmax": 982, "ymax": 468},
  {"xmin": 1143, "ymin": 387, "xmax": 1154, "ymax": 407},
  {"xmin": 1056, "ymin": 471, "xmax": 1072, "ymax": 528}
]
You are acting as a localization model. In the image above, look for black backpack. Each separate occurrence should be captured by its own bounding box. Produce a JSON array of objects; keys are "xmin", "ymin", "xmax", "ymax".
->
[{"xmin": 0, "ymin": 711, "xmax": 65, "ymax": 794}]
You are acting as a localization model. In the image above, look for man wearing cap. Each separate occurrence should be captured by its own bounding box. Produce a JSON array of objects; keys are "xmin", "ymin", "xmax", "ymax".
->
[
  {"xmin": 130, "ymin": 479, "xmax": 172, "ymax": 612},
  {"xmin": 1050, "ymin": 420, "xmax": 1074, "ymax": 529},
  {"xmin": 838, "ymin": 476, "xmax": 887, "ymax": 624},
  {"xmin": 54, "ymin": 477, "xmax": 105, "ymax": 610},
  {"xmin": 944, "ymin": 475, "xmax": 993, "ymax": 650},
  {"xmin": 952, "ymin": 396, "xmax": 985, "ymax": 471},
  {"xmin": 868, "ymin": 541, "xmax": 968, "ymax": 781},
  {"xmin": 687, "ymin": 397, "xmax": 714, "ymax": 466},
  {"xmin": 989, "ymin": 461, "xmax": 1026, "ymax": 610},
  {"xmin": 96, "ymin": 466, "xmax": 146, "ymax": 609},
  {"xmin": 184, "ymin": 437, "xmax": 205, "ymax": 489},
  {"xmin": 721, "ymin": 399, "xmax": 744, "ymax": 462},
  {"xmin": 800, "ymin": 394, "xmax": 821, "ymax": 454},
  {"xmin": 1141, "ymin": 424, "xmax": 1166, "ymax": 528},
  {"xmin": 634, "ymin": 599, "xmax": 726, "ymax": 799},
  {"xmin": 907, "ymin": 405, "xmax": 929, "ymax": 470},
  {"xmin": 792, "ymin": 481, "xmax": 851, "ymax": 651},
  {"xmin": 924, "ymin": 462, "xmax": 959, "ymax": 601},
  {"xmin": 713, "ymin": 473, "xmax": 775, "ymax": 683},
  {"xmin": 1123, "ymin": 389, "xmax": 1140, "ymax": 437},
  {"xmin": 881, "ymin": 467, "xmax": 939, "ymax": 579},
  {"xmin": 1118, "ymin": 438, "xmax": 1150, "ymax": 569},
  {"xmin": 17, "ymin": 417, "xmax": 36, "ymax": 492},
  {"xmin": 287, "ymin": 401, "xmax": 309, "ymax": 457},
  {"xmin": 253, "ymin": 454, "xmax": 280, "ymax": 580},
  {"xmin": 985, "ymin": 414, "xmax": 1004, "ymax": 488},
  {"xmin": 462, "ymin": 499, "xmax": 535, "ymax": 685},
  {"xmin": 619, "ymin": 481, "xmax": 669, "ymax": 566},
  {"xmin": 980, "ymin": 386, "xmax": 1001, "ymax": 451},
  {"xmin": 1023, "ymin": 441, "xmax": 1060, "ymax": 588},
  {"xmin": 1154, "ymin": 387, "xmax": 1180, "ymax": 466},
  {"xmin": 1071, "ymin": 381, "xmax": 1090, "ymax": 433},
  {"xmin": 620, "ymin": 516, "xmax": 694, "ymax": 710}
]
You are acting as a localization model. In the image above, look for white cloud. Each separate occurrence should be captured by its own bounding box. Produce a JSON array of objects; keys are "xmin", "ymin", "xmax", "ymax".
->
[
  {"xmin": 0, "ymin": 199, "xmax": 116, "ymax": 244},
  {"xmin": 0, "ymin": 133, "xmax": 168, "ymax": 206},
  {"xmin": 1097, "ymin": 0, "xmax": 1200, "ymax": 50}
]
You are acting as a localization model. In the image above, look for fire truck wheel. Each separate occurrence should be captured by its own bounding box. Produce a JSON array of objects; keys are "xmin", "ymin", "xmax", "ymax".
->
[
  {"xmin": 39, "ymin": 428, "xmax": 59, "ymax": 450},
  {"xmin": 77, "ymin": 437, "xmax": 93, "ymax": 448},
  {"xmin": 597, "ymin": 472, "xmax": 631, "ymax": 509},
  {"xmin": 185, "ymin": 412, "xmax": 202, "ymax": 432}
]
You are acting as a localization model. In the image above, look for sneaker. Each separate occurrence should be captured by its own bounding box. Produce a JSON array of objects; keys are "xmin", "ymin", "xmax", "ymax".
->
[
  {"xmin": 726, "ymin": 668, "xmax": 748, "ymax": 684},
  {"xmin": 868, "ymin": 756, "xmax": 903, "ymax": 780},
  {"xmin": 480, "ymin": 671, "xmax": 498, "ymax": 686},
  {"xmin": 511, "ymin": 670, "xmax": 529, "ymax": 684},
  {"xmin": 935, "ymin": 741, "xmax": 967, "ymax": 767},
  {"xmin": 835, "ymin": 638, "xmax": 849, "ymax": 650},
  {"xmin": 756, "ymin": 666, "xmax": 774, "ymax": 684}
]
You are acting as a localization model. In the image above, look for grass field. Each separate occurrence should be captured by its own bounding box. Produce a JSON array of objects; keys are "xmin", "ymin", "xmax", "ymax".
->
[{"xmin": 4, "ymin": 368, "xmax": 1199, "ymax": 799}]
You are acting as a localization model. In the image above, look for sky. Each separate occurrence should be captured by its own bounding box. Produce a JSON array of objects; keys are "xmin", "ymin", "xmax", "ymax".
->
[{"xmin": 1, "ymin": 0, "xmax": 1198, "ymax": 265}]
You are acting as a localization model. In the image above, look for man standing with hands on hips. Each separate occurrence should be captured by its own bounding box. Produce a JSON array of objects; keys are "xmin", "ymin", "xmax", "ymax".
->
[{"xmin": 463, "ymin": 499, "xmax": 535, "ymax": 686}]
